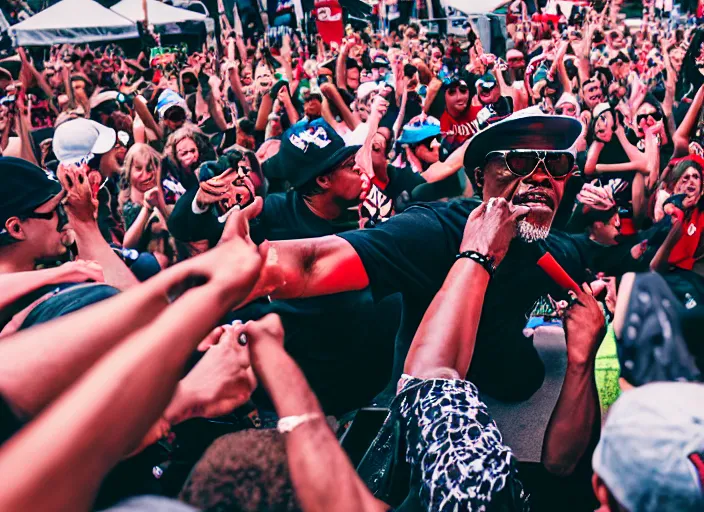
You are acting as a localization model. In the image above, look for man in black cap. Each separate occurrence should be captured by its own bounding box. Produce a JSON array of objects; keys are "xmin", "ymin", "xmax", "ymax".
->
[
  {"xmin": 238, "ymin": 110, "xmax": 608, "ymax": 405},
  {"xmin": 168, "ymin": 119, "xmax": 399, "ymax": 415},
  {"xmin": 169, "ymin": 118, "xmax": 366, "ymax": 246},
  {"xmin": 0, "ymin": 157, "xmax": 136, "ymax": 335}
]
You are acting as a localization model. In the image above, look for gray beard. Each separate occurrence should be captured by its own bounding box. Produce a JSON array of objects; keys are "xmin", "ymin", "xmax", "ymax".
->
[{"xmin": 517, "ymin": 219, "xmax": 550, "ymax": 243}]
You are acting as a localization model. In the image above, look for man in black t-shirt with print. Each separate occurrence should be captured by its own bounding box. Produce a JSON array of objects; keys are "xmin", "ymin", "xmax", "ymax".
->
[{"xmin": 239, "ymin": 110, "xmax": 604, "ymax": 404}]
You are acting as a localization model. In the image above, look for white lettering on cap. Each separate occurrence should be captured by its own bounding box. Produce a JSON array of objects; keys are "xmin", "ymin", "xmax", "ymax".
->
[{"xmin": 289, "ymin": 126, "xmax": 332, "ymax": 152}]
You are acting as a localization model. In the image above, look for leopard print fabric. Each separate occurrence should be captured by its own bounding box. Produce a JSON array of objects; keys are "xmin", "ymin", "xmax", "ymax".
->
[{"xmin": 395, "ymin": 377, "xmax": 529, "ymax": 512}]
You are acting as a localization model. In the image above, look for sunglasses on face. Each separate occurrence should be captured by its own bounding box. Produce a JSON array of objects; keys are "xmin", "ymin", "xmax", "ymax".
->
[
  {"xmin": 448, "ymin": 85, "xmax": 469, "ymax": 95},
  {"xmin": 22, "ymin": 202, "xmax": 68, "ymax": 228},
  {"xmin": 479, "ymin": 85, "xmax": 496, "ymax": 94},
  {"xmin": 555, "ymin": 106, "xmax": 575, "ymax": 115},
  {"xmin": 636, "ymin": 111, "xmax": 662, "ymax": 124},
  {"xmin": 485, "ymin": 150, "xmax": 575, "ymax": 179}
]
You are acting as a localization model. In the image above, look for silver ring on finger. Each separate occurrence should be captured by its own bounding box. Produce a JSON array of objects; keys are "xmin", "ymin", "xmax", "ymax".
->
[{"xmin": 238, "ymin": 333, "xmax": 248, "ymax": 346}]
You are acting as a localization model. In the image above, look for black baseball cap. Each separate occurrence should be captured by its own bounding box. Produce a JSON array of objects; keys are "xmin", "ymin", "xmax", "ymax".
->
[
  {"xmin": 273, "ymin": 119, "xmax": 360, "ymax": 188},
  {"xmin": 0, "ymin": 157, "xmax": 62, "ymax": 230}
]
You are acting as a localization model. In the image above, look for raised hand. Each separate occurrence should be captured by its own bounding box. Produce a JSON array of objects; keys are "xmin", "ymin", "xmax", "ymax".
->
[
  {"xmin": 177, "ymin": 323, "xmax": 257, "ymax": 420},
  {"xmin": 577, "ymin": 183, "xmax": 615, "ymax": 211},
  {"xmin": 56, "ymin": 162, "xmax": 98, "ymax": 224},
  {"xmin": 143, "ymin": 187, "xmax": 164, "ymax": 210},
  {"xmin": 460, "ymin": 198, "xmax": 530, "ymax": 266},
  {"xmin": 563, "ymin": 283, "xmax": 606, "ymax": 366}
]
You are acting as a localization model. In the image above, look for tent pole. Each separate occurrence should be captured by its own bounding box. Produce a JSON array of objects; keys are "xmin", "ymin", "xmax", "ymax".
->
[{"xmin": 142, "ymin": 0, "xmax": 150, "ymax": 30}]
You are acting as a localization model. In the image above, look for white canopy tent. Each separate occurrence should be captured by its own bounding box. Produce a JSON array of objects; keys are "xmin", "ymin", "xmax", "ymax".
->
[
  {"xmin": 110, "ymin": 0, "xmax": 210, "ymax": 32},
  {"xmin": 8, "ymin": 0, "xmax": 139, "ymax": 46},
  {"xmin": 443, "ymin": 0, "xmax": 510, "ymax": 15}
]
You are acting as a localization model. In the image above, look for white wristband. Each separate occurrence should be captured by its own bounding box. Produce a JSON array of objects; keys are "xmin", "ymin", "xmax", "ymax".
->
[
  {"xmin": 277, "ymin": 413, "xmax": 322, "ymax": 434},
  {"xmin": 191, "ymin": 195, "xmax": 209, "ymax": 215}
]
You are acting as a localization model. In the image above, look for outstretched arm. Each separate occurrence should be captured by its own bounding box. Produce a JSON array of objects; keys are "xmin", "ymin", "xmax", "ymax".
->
[
  {"xmin": 0, "ymin": 206, "xmax": 266, "ymax": 512},
  {"xmin": 672, "ymin": 83, "xmax": 704, "ymax": 157},
  {"xmin": 421, "ymin": 138, "xmax": 469, "ymax": 183},
  {"xmin": 242, "ymin": 314, "xmax": 389, "ymax": 512},
  {"xmin": 405, "ymin": 199, "xmax": 529, "ymax": 380}
]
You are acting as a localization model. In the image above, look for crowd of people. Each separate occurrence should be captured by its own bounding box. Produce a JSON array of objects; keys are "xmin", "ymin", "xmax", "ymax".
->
[{"xmin": 0, "ymin": 0, "xmax": 703, "ymax": 510}]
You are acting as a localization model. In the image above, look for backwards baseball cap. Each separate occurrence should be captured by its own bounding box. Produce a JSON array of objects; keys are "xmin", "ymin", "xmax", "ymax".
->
[
  {"xmin": 475, "ymin": 73, "xmax": 497, "ymax": 89},
  {"xmin": 156, "ymin": 89, "xmax": 189, "ymax": 120},
  {"xmin": 0, "ymin": 157, "xmax": 62, "ymax": 231},
  {"xmin": 593, "ymin": 382, "xmax": 704, "ymax": 512},
  {"xmin": 371, "ymin": 55, "xmax": 390, "ymax": 69},
  {"xmin": 274, "ymin": 119, "xmax": 361, "ymax": 188},
  {"xmin": 52, "ymin": 118, "xmax": 117, "ymax": 164},
  {"xmin": 398, "ymin": 115, "xmax": 441, "ymax": 145},
  {"xmin": 463, "ymin": 107, "xmax": 582, "ymax": 173}
]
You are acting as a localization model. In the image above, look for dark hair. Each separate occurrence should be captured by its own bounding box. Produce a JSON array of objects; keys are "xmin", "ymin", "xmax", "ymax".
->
[
  {"xmin": 179, "ymin": 430, "xmax": 300, "ymax": 512},
  {"xmin": 587, "ymin": 106, "xmax": 614, "ymax": 146},
  {"xmin": 297, "ymin": 172, "xmax": 328, "ymax": 198},
  {"xmin": 665, "ymin": 158, "xmax": 704, "ymax": 191},
  {"xmin": 678, "ymin": 28, "xmax": 704, "ymax": 101}
]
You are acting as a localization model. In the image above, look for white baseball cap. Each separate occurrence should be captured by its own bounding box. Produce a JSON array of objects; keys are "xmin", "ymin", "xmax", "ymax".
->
[
  {"xmin": 52, "ymin": 118, "xmax": 117, "ymax": 164},
  {"xmin": 593, "ymin": 382, "xmax": 704, "ymax": 512}
]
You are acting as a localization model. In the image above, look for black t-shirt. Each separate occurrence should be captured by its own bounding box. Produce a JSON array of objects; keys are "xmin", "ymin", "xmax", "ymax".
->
[
  {"xmin": 385, "ymin": 164, "xmax": 426, "ymax": 205},
  {"xmin": 168, "ymin": 189, "xmax": 401, "ymax": 415},
  {"xmin": 338, "ymin": 198, "xmax": 604, "ymax": 401}
]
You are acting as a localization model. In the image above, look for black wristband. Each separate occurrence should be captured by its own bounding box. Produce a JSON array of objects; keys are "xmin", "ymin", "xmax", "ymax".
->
[{"xmin": 456, "ymin": 250, "xmax": 496, "ymax": 278}]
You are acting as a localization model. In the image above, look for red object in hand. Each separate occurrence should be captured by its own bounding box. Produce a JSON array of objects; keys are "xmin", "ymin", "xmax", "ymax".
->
[{"xmin": 537, "ymin": 252, "xmax": 581, "ymax": 293}]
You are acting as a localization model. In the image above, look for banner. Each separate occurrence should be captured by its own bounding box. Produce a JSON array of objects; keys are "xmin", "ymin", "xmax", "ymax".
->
[{"xmin": 314, "ymin": 0, "xmax": 343, "ymax": 45}]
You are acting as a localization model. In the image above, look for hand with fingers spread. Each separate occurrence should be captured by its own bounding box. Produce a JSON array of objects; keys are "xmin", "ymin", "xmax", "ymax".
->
[
  {"xmin": 173, "ymin": 323, "xmax": 257, "ymax": 421},
  {"xmin": 576, "ymin": 183, "xmax": 615, "ymax": 211},
  {"xmin": 56, "ymin": 162, "xmax": 99, "ymax": 224},
  {"xmin": 195, "ymin": 169, "xmax": 237, "ymax": 210},
  {"xmin": 460, "ymin": 198, "xmax": 530, "ymax": 266},
  {"xmin": 564, "ymin": 283, "xmax": 606, "ymax": 366}
]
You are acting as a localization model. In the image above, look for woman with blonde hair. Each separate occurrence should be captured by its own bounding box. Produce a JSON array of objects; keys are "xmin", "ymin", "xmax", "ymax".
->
[{"xmin": 120, "ymin": 144, "xmax": 177, "ymax": 266}]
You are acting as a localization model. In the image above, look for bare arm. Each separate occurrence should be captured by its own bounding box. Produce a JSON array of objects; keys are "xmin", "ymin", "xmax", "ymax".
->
[
  {"xmin": 0, "ymin": 207, "xmax": 266, "ymax": 512},
  {"xmin": 133, "ymin": 95, "xmax": 164, "ymax": 140},
  {"xmin": 393, "ymin": 84, "xmax": 408, "ymax": 140},
  {"xmin": 58, "ymin": 165, "xmax": 139, "ymax": 290},
  {"xmin": 121, "ymin": 206, "xmax": 151, "ymax": 249},
  {"xmin": 7, "ymin": 102, "xmax": 38, "ymax": 165},
  {"xmin": 335, "ymin": 43, "xmax": 349, "ymax": 91},
  {"xmin": 542, "ymin": 285, "xmax": 603, "ymax": 476},
  {"xmin": 244, "ymin": 315, "xmax": 388, "ymax": 512},
  {"xmin": 422, "ymin": 139, "xmax": 469, "ymax": 183},
  {"xmin": 0, "ymin": 250, "xmax": 262, "ymax": 512},
  {"xmin": 650, "ymin": 219, "xmax": 682, "ymax": 272},
  {"xmin": 320, "ymin": 82, "xmax": 360, "ymax": 129},
  {"xmin": 228, "ymin": 64, "xmax": 252, "ymax": 116},
  {"xmin": 260, "ymin": 236, "xmax": 369, "ymax": 301},
  {"xmin": 423, "ymin": 78, "xmax": 443, "ymax": 114},
  {"xmin": 255, "ymin": 93, "xmax": 274, "ymax": 132},
  {"xmin": 672, "ymin": 84, "xmax": 704, "ymax": 157},
  {"xmin": 278, "ymin": 87, "xmax": 300, "ymax": 126},
  {"xmin": 0, "ymin": 201, "xmax": 262, "ymax": 422},
  {"xmin": 0, "ymin": 265, "xmax": 100, "ymax": 316},
  {"xmin": 207, "ymin": 76, "xmax": 229, "ymax": 132}
]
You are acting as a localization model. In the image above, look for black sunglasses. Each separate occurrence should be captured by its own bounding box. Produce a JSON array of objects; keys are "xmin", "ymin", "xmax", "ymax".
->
[
  {"xmin": 21, "ymin": 202, "xmax": 68, "ymax": 228},
  {"xmin": 448, "ymin": 85, "xmax": 469, "ymax": 94},
  {"xmin": 636, "ymin": 111, "xmax": 663, "ymax": 124},
  {"xmin": 485, "ymin": 150, "xmax": 575, "ymax": 179},
  {"xmin": 555, "ymin": 106, "xmax": 574, "ymax": 115}
]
